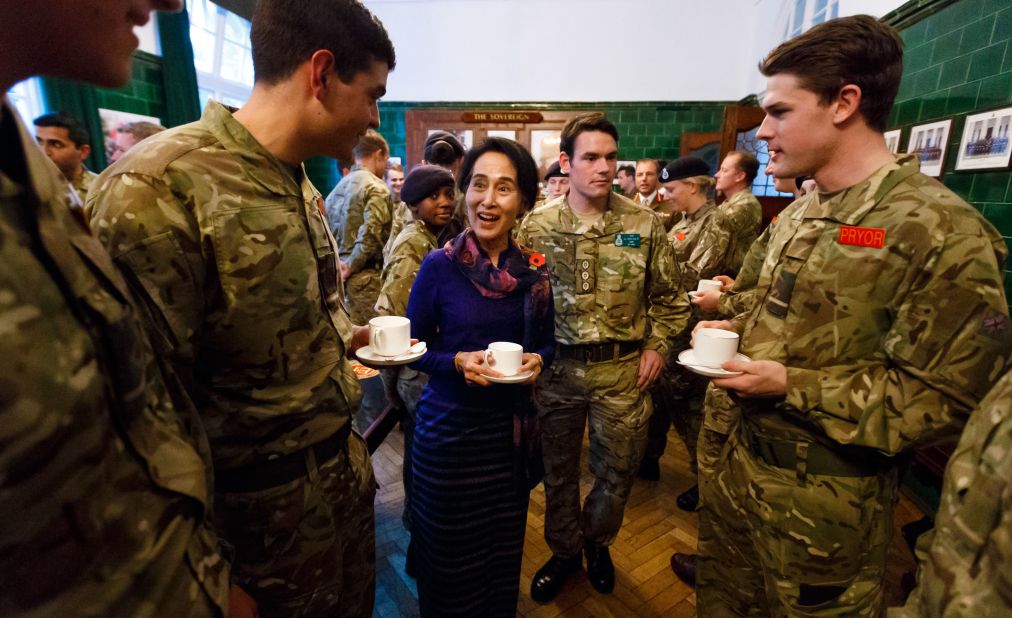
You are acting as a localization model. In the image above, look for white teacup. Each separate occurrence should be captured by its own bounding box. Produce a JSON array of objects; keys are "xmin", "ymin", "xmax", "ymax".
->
[
  {"xmin": 696, "ymin": 279, "xmax": 723, "ymax": 293},
  {"xmin": 484, "ymin": 341, "xmax": 523, "ymax": 376},
  {"xmin": 693, "ymin": 328, "xmax": 740, "ymax": 368},
  {"xmin": 369, "ymin": 316, "xmax": 411, "ymax": 356}
]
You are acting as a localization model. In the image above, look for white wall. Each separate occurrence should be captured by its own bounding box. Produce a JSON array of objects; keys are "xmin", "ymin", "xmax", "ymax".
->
[
  {"xmin": 364, "ymin": 0, "xmax": 759, "ymax": 102},
  {"xmin": 137, "ymin": 20, "xmax": 160, "ymax": 55}
]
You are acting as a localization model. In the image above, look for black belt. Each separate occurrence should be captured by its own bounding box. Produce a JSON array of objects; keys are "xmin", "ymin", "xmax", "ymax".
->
[
  {"xmin": 557, "ymin": 340, "xmax": 641, "ymax": 363},
  {"xmin": 742, "ymin": 425, "xmax": 894, "ymax": 478},
  {"xmin": 216, "ymin": 422, "xmax": 352, "ymax": 493}
]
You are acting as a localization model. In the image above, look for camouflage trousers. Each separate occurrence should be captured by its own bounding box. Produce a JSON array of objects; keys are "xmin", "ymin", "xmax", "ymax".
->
[
  {"xmin": 345, "ymin": 268, "xmax": 381, "ymax": 326},
  {"xmin": 215, "ymin": 433, "xmax": 377, "ymax": 618},
  {"xmin": 536, "ymin": 353, "xmax": 651, "ymax": 558},
  {"xmin": 697, "ymin": 383, "xmax": 740, "ymax": 478},
  {"xmin": 696, "ymin": 425, "xmax": 898, "ymax": 617},
  {"xmin": 645, "ymin": 363, "xmax": 707, "ymax": 474}
]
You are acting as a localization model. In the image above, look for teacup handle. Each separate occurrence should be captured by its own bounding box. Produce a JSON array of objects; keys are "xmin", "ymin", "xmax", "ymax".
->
[
  {"xmin": 483, "ymin": 349, "xmax": 494, "ymax": 367},
  {"xmin": 370, "ymin": 327, "xmax": 385, "ymax": 351}
]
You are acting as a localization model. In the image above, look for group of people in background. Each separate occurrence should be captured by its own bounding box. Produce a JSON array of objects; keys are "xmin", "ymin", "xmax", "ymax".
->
[{"xmin": 3, "ymin": 2, "xmax": 1012, "ymax": 618}]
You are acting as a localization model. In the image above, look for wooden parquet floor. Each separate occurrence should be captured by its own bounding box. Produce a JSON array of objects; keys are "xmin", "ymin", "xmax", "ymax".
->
[{"xmin": 371, "ymin": 424, "xmax": 924, "ymax": 618}]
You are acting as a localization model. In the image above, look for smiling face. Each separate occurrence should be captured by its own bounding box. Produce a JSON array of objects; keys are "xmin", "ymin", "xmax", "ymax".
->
[
  {"xmin": 413, "ymin": 185, "xmax": 455, "ymax": 229},
  {"xmin": 757, "ymin": 73, "xmax": 837, "ymax": 180},
  {"xmin": 385, "ymin": 168, "xmax": 404, "ymax": 200},
  {"xmin": 321, "ymin": 58, "xmax": 388, "ymax": 162},
  {"xmin": 562, "ymin": 131, "xmax": 618, "ymax": 203},
  {"xmin": 465, "ymin": 151, "xmax": 522, "ymax": 252}
]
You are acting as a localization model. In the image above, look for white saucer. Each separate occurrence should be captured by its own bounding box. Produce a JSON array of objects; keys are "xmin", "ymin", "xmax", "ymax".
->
[
  {"xmin": 676, "ymin": 349, "xmax": 750, "ymax": 378},
  {"xmin": 483, "ymin": 370, "xmax": 535, "ymax": 384},
  {"xmin": 355, "ymin": 342, "xmax": 427, "ymax": 367}
]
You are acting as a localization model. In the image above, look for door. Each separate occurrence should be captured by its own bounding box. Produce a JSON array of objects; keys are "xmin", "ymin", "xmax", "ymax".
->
[{"xmin": 718, "ymin": 105, "xmax": 793, "ymax": 227}]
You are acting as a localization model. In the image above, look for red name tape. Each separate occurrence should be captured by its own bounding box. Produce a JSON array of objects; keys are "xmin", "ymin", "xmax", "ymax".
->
[{"xmin": 838, "ymin": 225, "xmax": 886, "ymax": 248}]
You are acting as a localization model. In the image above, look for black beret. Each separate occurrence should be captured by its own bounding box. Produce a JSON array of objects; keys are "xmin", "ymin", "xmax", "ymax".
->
[
  {"xmin": 423, "ymin": 130, "xmax": 466, "ymax": 161},
  {"xmin": 660, "ymin": 156, "xmax": 711, "ymax": 183},
  {"xmin": 543, "ymin": 161, "xmax": 567, "ymax": 180},
  {"xmin": 400, "ymin": 165, "xmax": 455, "ymax": 206}
]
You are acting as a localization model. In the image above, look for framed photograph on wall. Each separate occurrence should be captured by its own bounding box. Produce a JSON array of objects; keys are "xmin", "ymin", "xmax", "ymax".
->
[
  {"xmin": 955, "ymin": 106, "xmax": 1012, "ymax": 171},
  {"xmin": 884, "ymin": 129, "xmax": 901, "ymax": 154},
  {"xmin": 906, "ymin": 119, "xmax": 952, "ymax": 177}
]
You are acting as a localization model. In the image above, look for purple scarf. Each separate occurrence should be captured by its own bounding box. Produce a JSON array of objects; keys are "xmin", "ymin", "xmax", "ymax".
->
[{"xmin": 443, "ymin": 229, "xmax": 550, "ymax": 351}]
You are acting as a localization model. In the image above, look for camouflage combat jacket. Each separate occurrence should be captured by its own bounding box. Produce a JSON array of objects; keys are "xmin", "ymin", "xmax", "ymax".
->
[
  {"xmin": 516, "ymin": 193, "xmax": 689, "ymax": 356},
  {"xmin": 71, "ymin": 167, "xmax": 97, "ymax": 203},
  {"xmin": 697, "ymin": 188, "xmax": 761, "ymax": 278},
  {"xmin": 0, "ymin": 99, "xmax": 228, "ymax": 615},
  {"xmin": 383, "ymin": 200, "xmax": 412, "ymax": 261},
  {"xmin": 668, "ymin": 200, "xmax": 721, "ymax": 292},
  {"xmin": 375, "ymin": 219, "xmax": 438, "ymax": 317},
  {"xmin": 897, "ymin": 369, "xmax": 1012, "ymax": 617},
  {"xmin": 734, "ymin": 155, "xmax": 1011, "ymax": 454},
  {"xmin": 88, "ymin": 101, "xmax": 361, "ymax": 470},
  {"xmin": 325, "ymin": 167, "xmax": 393, "ymax": 274}
]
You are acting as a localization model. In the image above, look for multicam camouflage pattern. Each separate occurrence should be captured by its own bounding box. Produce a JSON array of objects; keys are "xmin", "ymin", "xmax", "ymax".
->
[
  {"xmin": 88, "ymin": 100, "xmax": 373, "ymax": 614},
  {"xmin": 696, "ymin": 428, "xmax": 900, "ymax": 615},
  {"xmin": 88, "ymin": 101, "xmax": 362, "ymax": 471},
  {"xmin": 515, "ymin": 192, "xmax": 689, "ymax": 355},
  {"xmin": 666, "ymin": 200, "xmax": 720, "ymax": 292},
  {"xmin": 714, "ymin": 217, "xmax": 775, "ymax": 318},
  {"xmin": 326, "ymin": 167, "xmax": 393, "ymax": 323},
  {"xmin": 0, "ymin": 99, "xmax": 227, "ymax": 616},
  {"xmin": 71, "ymin": 167, "xmax": 97, "ymax": 203},
  {"xmin": 697, "ymin": 383, "xmax": 737, "ymax": 476},
  {"xmin": 217, "ymin": 434, "xmax": 376, "ymax": 617},
  {"xmin": 896, "ymin": 369, "xmax": 1012, "ymax": 618},
  {"xmin": 536, "ymin": 355, "xmax": 651, "ymax": 557},
  {"xmin": 383, "ymin": 200, "xmax": 412, "ymax": 261},
  {"xmin": 695, "ymin": 188, "xmax": 762, "ymax": 278},
  {"xmin": 697, "ymin": 155, "xmax": 1012, "ymax": 616},
  {"xmin": 375, "ymin": 220, "xmax": 438, "ymax": 318}
]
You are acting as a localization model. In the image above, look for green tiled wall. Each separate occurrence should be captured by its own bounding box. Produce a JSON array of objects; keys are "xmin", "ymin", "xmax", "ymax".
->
[
  {"xmin": 889, "ymin": 0, "xmax": 1012, "ymax": 303},
  {"xmin": 376, "ymin": 101, "xmax": 728, "ymax": 166},
  {"xmin": 94, "ymin": 52, "xmax": 166, "ymax": 120}
]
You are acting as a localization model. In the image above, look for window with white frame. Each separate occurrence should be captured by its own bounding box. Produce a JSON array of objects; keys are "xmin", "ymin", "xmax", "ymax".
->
[
  {"xmin": 186, "ymin": 0, "xmax": 254, "ymax": 110},
  {"xmin": 7, "ymin": 78, "xmax": 46, "ymax": 127},
  {"xmin": 782, "ymin": 0, "xmax": 839, "ymax": 41}
]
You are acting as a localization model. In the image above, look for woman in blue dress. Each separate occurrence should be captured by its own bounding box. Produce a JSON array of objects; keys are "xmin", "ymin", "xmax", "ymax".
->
[{"xmin": 406, "ymin": 137, "xmax": 555, "ymax": 616}]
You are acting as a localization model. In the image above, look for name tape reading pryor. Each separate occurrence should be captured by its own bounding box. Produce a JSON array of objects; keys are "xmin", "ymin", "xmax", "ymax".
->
[{"xmin": 838, "ymin": 225, "xmax": 886, "ymax": 248}]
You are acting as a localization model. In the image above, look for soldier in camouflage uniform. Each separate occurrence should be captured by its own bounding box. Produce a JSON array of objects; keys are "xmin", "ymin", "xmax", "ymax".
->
[
  {"xmin": 1, "ymin": 1, "xmax": 234, "ymax": 615},
  {"xmin": 699, "ymin": 150, "xmax": 762, "ymax": 277},
  {"xmin": 374, "ymin": 165, "xmax": 454, "ymax": 572},
  {"xmin": 88, "ymin": 2, "xmax": 397, "ymax": 616},
  {"xmin": 516, "ymin": 113, "xmax": 690, "ymax": 602},
  {"xmin": 694, "ymin": 17, "xmax": 1012, "ymax": 616},
  {"xmin": 382, "ymin": 164, "xmax": 409, "ymax": 260},
  {"xmin": 327, "ymin": 129, "xmax": 395, "ymax": 325},
  {"xmin": 640, "ymin": 157, "xmax": 722, "ymax": 493},
  {"xmin": 893, "ymin": 368, "xmax": 1012, "ymax": 617}
]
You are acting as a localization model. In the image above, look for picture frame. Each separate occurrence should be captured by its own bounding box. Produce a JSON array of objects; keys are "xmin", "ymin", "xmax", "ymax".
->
[
  {"xmin": 884, "ymin": 129, "xmax": 901, "ymax": 155},
  {"xmin": 98, "ymin": 108, "xmax": 162, "ymax": 164},
  {"xmin": 954, "ymin": 106, "xmax": 1012, "ymax": 171},
  {"xmin": 906, "ymin": 119, "xmax": 952, "ymax": 177}
]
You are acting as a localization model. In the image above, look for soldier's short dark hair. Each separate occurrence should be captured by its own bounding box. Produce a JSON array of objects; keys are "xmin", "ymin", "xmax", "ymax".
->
[
  {"xmin": 353, "ymin": 130, "xmax": 389, "ymax": 160},
  {"xmin": 729, "ymin": 151, "xmax": 760, "ymax": 184},
  {"xmin": 617, "ymin": 165, "xmax": 635, "ymax": 177},
  {"xmin": 458, "ymin": 137, "xmax": 539, "ymax": 210},
  {"xmin": 560, "ymin": 112, "xmax": 619, "ymax": 159},
  {"xmin": 251, "ymin": 0, "xmax": 396, "ymax": 85},
  {"xmin": 759, "ymin": 14, "xmax": 903, "ymax": 132},
  {"xmin": 33, "ymin": 112, "xmax": 89, "ymax": 148}
]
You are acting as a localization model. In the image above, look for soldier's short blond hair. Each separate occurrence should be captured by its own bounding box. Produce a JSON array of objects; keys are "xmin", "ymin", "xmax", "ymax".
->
[{"xmin": 685, "ymin": 175, "xmax": 715, "ymax": 191}]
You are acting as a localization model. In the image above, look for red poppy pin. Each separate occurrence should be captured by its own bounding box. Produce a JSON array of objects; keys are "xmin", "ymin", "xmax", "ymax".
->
[
  {"xmin": 675, "ymin": 232, "xmax": 687, "ymax": 241},
  {"xmin": 529, "ymin": 252, "xmax": 546, "ymax": 269}
]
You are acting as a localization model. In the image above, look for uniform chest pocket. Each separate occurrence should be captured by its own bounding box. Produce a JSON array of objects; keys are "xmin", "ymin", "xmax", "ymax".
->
[{"xmin": 212, "ymin": 206, "xmax": 307, "ymax": 298}]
